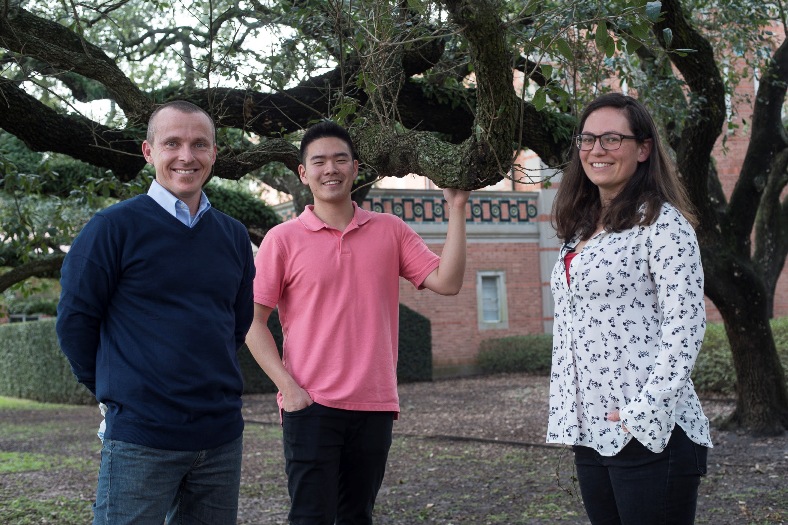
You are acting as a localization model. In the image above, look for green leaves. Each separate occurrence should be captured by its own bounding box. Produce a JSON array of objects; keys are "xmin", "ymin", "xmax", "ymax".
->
[
  {"xmin": 645, "ymin": 1, "xmax": 663, "ymax": 23},
  {"xmin": 533, "ymin": 87, "xmax": 547, "ymax": 111},
  {"xmin": 595, "ymin": 20, "xmax": 616, "ymax": 58},
  {"xmin": 555, "ymin": 37, "xmax": 574, "ymax": 62},
  {"xmin": 662, "ymin": 27, "xmax": 673, "ymax": 48},
  {"xmin": 203, "ymin": 181, "xmax": 280, "ymax": 232}
]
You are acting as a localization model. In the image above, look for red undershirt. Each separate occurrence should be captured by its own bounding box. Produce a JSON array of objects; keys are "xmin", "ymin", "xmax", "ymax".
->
[{"xmin": 564, "ymin": 251, "xmax": 578, "ymax": 285}]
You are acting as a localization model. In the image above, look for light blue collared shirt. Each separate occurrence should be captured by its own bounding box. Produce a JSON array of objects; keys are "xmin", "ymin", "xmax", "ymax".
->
[{"xmin": 147, "ymin": 180, "xmax": 211, "ymax": 228}]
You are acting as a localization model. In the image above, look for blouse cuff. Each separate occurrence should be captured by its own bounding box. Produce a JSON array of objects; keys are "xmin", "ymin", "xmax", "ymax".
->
[{"xmin": 621, "ymin": 402, "xmax": 674, "ymax": 453}]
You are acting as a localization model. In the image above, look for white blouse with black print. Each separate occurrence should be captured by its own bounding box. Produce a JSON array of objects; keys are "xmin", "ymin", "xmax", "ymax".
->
[{"xmin": 547, "ymin": 202, "xmax": 713, "ymax": 456}]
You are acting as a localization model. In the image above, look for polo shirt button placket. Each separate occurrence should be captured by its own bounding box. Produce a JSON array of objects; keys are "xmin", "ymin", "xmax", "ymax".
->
[{"xmin": 339, "ymin": 232, "xmax": 351, "ymax": 255}]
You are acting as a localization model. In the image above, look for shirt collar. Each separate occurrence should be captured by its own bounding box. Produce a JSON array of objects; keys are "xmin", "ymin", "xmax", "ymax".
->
[
  {"xmin": 147, "ymin": 180, "xmax": 211, "ymax": 226},
  {"xmin": 298, "ymin": 201, "xmax": 372, "ymax": 232}
]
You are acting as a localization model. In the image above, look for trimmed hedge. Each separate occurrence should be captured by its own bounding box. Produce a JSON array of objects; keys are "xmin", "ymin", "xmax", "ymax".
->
[
  {"xmin": 6, "ymin": 297, "xmax": 58, "ymax": 316},
  {"xmin": 0, "ymin": 318, "xmax": 93, "ymax": 404},
  {"xmin": 478, "ymin": 320, "xmax": 788, "ymax": 396},
  {"xmin": 477, "ymin": 334, "xmax": 552, "ymax": 374},
  {"xmin": 0, "ymin": 304, "xmax": 433, "ymax": 403},
  {"xmin": 397, "ymin": 303, "xmax": 433, "ymax": 382}
]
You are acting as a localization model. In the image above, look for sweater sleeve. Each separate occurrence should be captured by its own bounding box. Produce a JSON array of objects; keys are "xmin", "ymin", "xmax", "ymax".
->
[
  {"xmin": 620, "ymin": 206, "xmax": 706, "ymax": 452},
  {"xmin": 56, "ymin": 215, "xmax": 119, "ymax": 396},
  {"xmin": 234, "ymin": 228, "xmax": 256, "ymax": 350}
]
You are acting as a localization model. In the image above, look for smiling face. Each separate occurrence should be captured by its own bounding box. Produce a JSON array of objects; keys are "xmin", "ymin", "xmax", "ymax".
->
[
  {"xmin": 298, "ymin": 136, "xmax": 359, "ymax": 206},
  {"xmin": 580, "ymin": 106, "xmax": 651, "ymax": 203},
  {"xmin": 141, "ymin": 107, "xmax": 217, "ymax": 213}
]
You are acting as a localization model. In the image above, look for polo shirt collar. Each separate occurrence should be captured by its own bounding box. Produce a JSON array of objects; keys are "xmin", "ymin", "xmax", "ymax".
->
[{"xmin": 298, "ymin": 201, "xmax": 372, "ymax": 231}]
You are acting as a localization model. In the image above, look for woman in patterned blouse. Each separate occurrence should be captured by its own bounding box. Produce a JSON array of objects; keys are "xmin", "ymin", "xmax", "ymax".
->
[{"xmin": 548, "ymin": 93, "xmax": 712, "ymax": 525}]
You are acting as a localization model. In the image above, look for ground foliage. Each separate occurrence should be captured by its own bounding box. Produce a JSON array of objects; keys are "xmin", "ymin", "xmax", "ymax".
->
[{"xmin": 0, "ymin": 374, "xmax": 785, "ymax": 524}]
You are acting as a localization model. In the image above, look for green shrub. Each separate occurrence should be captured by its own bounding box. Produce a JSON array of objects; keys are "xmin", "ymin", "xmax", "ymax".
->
[
  {"xmin": 477, "ymin": 334, "xmax": 553, "ymax": 375},
  {"xmin": 0, "ymin": 319, "xmax": 93, "ymax": 404},
  {"xmin": 691, "ymin": 322, "xmax": 736, "ymax": 394},
  {"xmin": 203, "ymin": 182, "xmax": 281, "ymax": 233},
  {"xmin": 6, "ymin": 297, "xmax": 58, "ymax": 316},
  {"xmin": 768, "ymin": 316, "xmax": 788, "ymax": 359}
]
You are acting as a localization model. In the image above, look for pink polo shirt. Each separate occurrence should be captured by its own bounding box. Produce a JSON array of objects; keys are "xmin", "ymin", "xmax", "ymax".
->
[{"xmin": 253, "ymin": 203, "xmax": 440, "ymax": 414}]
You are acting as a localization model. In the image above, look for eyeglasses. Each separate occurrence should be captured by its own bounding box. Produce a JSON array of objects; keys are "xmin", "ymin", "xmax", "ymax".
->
[{"xmin": 575, "ymin": 133, "xmax": 638, "ymax": 151}]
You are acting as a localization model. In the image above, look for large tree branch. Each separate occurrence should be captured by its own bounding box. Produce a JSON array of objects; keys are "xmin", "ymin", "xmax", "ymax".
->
[
  {"xmin": 750, "ymin": 38, "xmax": 788, "ymax": 309},
  {"xmin": 0, "ymin": 254, "xmax": 65, "ymax": 294},
  {"xmin": 213, "ymin": 137, "xmax": 299, "ymax": 179},
  {"xmin": 367, "ymin": 0, "xmax": 521, "ymax": 189},
  {"xmin": 0, "ymin": 5, "xmax": 150, "ymax": 118},
  {"xmin": 753, "ymin": 149, "xmax": 788, "ymax": 315},
  {"xmin": 654, "ymin": 0, "xmax": 725, "ymax": 224},
  {"xmin": 1, "ymin": 1, "xmax": 570, "ymax": 195},
  {"xmin": 0, "ymin": 79, "xmax": 145, "ymax": 180},
  {"xmin": 731, "ymin": 38, "xmax": 788, "ymax": 256},
  {"xmin": 1, "ymin": 64, "xmax": 568, "ymax": 196}
]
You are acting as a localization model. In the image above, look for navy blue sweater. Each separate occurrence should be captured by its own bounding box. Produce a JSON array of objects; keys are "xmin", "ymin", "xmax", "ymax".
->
[{"xmin": 57, "ymin": 195, "xmax": 255, "ymax": 450}]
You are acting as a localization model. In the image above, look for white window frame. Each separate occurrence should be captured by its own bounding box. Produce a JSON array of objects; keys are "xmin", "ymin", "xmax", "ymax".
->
[{"xmin": 476, "ymin": 271, "xmax": 509, "ymax": 330}]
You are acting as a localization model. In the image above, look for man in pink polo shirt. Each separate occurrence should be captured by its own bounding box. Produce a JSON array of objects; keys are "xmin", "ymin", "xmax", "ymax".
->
[{"xmin": 246, "ymin": 121, "xmax": 470, "ymax": 524}]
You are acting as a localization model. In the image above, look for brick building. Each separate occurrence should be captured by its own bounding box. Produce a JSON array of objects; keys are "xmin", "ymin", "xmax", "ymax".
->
[{"xmin": 369, "ymin": 188, "xmax": 551, "ymax": 377}]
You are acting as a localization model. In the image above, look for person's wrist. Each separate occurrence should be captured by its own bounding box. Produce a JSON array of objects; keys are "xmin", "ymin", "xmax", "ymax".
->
[{"xmin": 280, "ymin": 379, "xmax": 302, "ymax": 398}]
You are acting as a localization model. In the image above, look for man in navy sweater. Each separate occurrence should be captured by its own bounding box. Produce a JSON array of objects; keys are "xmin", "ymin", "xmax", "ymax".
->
[{"xmin": 56, "ymin": 100, "xmax": 255, "ymax": 524}]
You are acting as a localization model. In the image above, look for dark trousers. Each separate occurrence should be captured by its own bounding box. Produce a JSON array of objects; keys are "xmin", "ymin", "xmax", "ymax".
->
[
  {"xmin": 282, "ymin": 403, "xmax": 394, "ymax": 525},
  {"xmin": 573, "ymin": 425, "xmax": 708, "ymax": 525}
]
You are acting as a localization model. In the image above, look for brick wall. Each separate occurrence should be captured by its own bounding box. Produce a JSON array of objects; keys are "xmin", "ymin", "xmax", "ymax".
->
[{"xmin": 397, "ymin": 241, "xmax": 544, "ymax": 374}]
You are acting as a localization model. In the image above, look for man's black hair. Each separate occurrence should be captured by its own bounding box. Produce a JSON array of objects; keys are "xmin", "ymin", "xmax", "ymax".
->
[{"xmin": 299, "ymin": 120, "xmax": 359, "ymax": 163}]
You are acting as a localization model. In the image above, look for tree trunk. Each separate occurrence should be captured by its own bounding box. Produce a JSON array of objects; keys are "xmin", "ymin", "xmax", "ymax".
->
[
  {"xmin": 655, "ymin": 0, "xmax": 788, "ymax": 436},
  {"xmin": 703, "ymin": 250, "xmax": 788, "ymax": 435}
]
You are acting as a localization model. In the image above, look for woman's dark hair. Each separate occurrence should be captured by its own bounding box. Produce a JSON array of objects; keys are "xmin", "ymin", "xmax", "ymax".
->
[
  {"xmin": 551, "ymin": 93, "xmax": 697, "ymax": 242},
  {"xmin": 299, "ymin": 120, "xmax": 359, "ymax": 163}
]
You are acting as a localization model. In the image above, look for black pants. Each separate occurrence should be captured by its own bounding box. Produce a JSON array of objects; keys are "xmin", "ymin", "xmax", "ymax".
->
[
  {"xmin": 573, "ymin": 425, "xmax": 708, "ymax": 525},
  {"xmin": 282, "ymin": 403, "xmax": 394, "ymax": 525}
]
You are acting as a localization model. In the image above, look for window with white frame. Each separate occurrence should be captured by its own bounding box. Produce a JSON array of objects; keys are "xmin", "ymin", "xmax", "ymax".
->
[{"xmin": 477, "ymin": 271, "xmax": 508, "ymax": 330}]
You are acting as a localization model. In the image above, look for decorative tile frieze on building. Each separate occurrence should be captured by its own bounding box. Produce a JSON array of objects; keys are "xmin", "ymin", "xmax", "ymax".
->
[
  {"xmin": 364, "ymin": 190, "xmax": 538, "ymax": 224},
  {"xmin": 272, "ymin": 189, "xmax": 539, "ymax": 225}
]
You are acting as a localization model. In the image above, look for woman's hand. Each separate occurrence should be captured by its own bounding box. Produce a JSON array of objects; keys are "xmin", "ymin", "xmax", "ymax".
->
[{"xmin": 607, "ymin": 410, "xmax": 629, "ymax": 432}]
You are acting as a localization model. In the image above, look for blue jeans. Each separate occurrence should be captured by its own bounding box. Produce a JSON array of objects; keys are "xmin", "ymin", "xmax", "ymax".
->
[
  {"xmin": 282, "ymin": 403, "xmax": 394, "ymax": 525},
  {"xmin": 93, "ymin": 435, "xmax": 243, "ymax": 525},
  {"xmin": 573, "ymin": 425, "xmax": 708, "ymax": 525}
]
